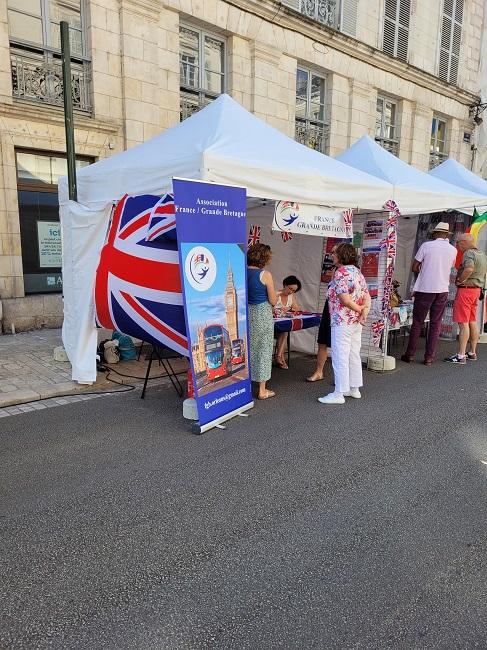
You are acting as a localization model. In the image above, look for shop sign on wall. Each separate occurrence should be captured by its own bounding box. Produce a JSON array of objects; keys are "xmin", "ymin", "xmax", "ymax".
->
[{"xmin": 37, "ymin": 221, "xmax": 62, "ymax": 268}]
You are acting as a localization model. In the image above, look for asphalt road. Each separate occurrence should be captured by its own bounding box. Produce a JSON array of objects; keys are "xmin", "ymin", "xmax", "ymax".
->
[{"xmin": 1, "ymin": 340, "xmax": 487, "ymax": 650}]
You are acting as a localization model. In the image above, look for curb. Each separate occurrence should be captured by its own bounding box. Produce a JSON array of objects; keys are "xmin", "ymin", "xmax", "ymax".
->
[{"xmin": 0, "ymin": 374, "xmax": 182, "ymax": 409}]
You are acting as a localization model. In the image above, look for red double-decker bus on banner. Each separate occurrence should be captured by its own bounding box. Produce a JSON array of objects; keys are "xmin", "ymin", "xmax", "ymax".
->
[
  {"xmin": 231, "ymin": 338, "xmax": 245, "ymax": 366},
  {"xmin": 203, "ymin": 324, "xmax": 232, "ymax": 382}
]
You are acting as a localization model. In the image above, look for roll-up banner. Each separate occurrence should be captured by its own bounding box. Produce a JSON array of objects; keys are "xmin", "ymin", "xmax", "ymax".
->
[{"xmin": 173, "ymin": 178, "xmax": 253, "ymax": 433}]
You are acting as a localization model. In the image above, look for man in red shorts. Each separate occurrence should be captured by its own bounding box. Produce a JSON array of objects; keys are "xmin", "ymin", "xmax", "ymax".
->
[{"xmin": 445, "ymin": 233, "xmax": 487, "ymax": 364}]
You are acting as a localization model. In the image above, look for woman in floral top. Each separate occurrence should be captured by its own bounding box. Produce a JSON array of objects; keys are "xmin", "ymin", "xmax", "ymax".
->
[{"xmin": 318, "ymin": 243, "xmax": 370, "ymax": 405}]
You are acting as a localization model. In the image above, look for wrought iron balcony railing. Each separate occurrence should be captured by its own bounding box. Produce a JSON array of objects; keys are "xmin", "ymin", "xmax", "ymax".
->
[
  {"xmin": 295, "ymin": 119, "xmax": 329, "ymax": 153},
  {"xmin": 375, "ymin": 137, "xmax": 399, "ymax": 157},
  {"xmin": 180, "ymin": 90, "xmax": 214, "ymax": 122},
  {"xmin": 11, "ymin": 49, "xmax": 92, "ymax": 113},
  {"xmin": 429, "ymin": 151, "xmax": 448, "ymax": 169},
  {"xmin": 282, "ymin": 0, "xmax": 340, "ymax": 30}
]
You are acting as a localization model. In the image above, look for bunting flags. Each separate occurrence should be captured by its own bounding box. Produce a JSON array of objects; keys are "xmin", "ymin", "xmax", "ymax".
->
[
  {"xmin": 248, "ymin": 225, "xmax": 261, "ymax": 249},
  {"xmin": 342, "ymin": 208, "xmax": 354, "ymax": 239},
  {"xmin": 380, "ymin": 200, "xmax": 399, "ymax": 321},
  {"xmin": 371, "ymin": 319, "xmax": 385, "ymax": 346}
]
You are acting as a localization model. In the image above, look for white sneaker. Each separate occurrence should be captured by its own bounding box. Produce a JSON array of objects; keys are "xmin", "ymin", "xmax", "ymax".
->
[
  {"xmin": 343, "ymin": 388, "xmax": 361, "ymax": 399},
  {"xmin": 318, "ymin": 392, "xmax": 345, "ymax": 404}
]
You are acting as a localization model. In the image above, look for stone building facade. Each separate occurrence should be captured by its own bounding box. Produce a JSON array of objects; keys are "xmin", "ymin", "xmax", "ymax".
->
[{"xmin": 0, "ymin": 0, "xmax": 483, "ymax": 332}]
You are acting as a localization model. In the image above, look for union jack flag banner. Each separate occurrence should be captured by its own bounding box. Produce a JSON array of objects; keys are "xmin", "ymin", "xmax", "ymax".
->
[
  {"xmin": 248, "ymin": 225, "xmax": 261, "ymax": 248},
  {"xmin": 94, "ymin": 194, "xmax": 188, "ymax": 356},
  {"xmin": 145, "ymin": 193, "xmax": 176, "ymax": 243},
  {"xmin": 342, "ymin": 208, "xmax": 353, "ymax": 239},
  {"xmin": 281, "ymin": 231, "xmax": 293, "ymax": 243},
  {"xmin": 371, "ymin": 319, "xmax": 385, "ymax": 346}
]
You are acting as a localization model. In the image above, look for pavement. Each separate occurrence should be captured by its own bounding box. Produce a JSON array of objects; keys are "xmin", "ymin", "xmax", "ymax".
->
[
  {"xmin": 1, "ymin": 343, "xmax": 486, "ymax": 649},
  {"xmin": 0, "ymin": 328, "xmax": 188, "ymax": 409}
]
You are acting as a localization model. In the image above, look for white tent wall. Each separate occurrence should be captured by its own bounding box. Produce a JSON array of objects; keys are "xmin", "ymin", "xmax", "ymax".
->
[
  {"xmin": 395, "ymin": 216, "xmax": 420, "ymax": 293},
  {"xmin": 60, "ymin": 202, "xmax": 112, "ymax": 383}
]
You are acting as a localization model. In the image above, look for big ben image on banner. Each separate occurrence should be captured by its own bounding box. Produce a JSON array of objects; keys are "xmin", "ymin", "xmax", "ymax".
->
[{"xmin": 225, "ymin": 261, "xmax": 238, "ymax": 343}]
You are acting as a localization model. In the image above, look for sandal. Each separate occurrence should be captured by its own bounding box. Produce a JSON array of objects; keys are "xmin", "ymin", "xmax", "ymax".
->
[
  {"xmin": 306, "ymin": 374, "xmax": 324, "ymax": 382},
  {"xmin": 258, "ymin": 390, "xmax": 275, "ymax": 400},
  {"xmin": 275, "ymin": 356, "xmax": 288, "ymax": 369}
]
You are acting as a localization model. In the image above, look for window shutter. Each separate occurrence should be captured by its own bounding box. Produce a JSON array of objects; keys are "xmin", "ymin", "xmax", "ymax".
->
[
  {"xmin": 383, "ymin": 0, "xmax": 397, "ymax": 57},
  {"xmin": 383, "ymin": 0, "xmax": 410, "ymax": 61},
  {"xmin": 439, "ymin": 0, "xmax": 463, "ymax": 84},
  {"xmin": 281, "ymin": 0, "xmax": 300, "ymax": 11},
  {"xmin": 397, "ymin": 0, "xmax": 410, "ymax": 61},
  {"xmin": 340, "ymin": 0, "xmax": 358, "ymax": 37}
]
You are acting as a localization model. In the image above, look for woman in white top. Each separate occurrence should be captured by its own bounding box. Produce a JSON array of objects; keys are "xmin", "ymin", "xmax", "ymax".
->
[{"xmin": 274, "ymin": 275, "xmax": 302, "ymax": 369}]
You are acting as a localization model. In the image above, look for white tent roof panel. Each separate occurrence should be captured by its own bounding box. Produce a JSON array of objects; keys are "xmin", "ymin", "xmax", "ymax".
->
[
  {"xmin": 335, "ymin": 135, "xmax": 485, "ymax": 214},
  {"xmin": 59, "ymin": 94, "xmax": 393, "ymax": 210},
  {"xmin": 428, "ymin": 158, "xmax": 487, "ymax": 196}
]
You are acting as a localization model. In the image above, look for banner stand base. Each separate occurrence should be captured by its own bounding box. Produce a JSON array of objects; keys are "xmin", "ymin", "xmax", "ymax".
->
[
  {"xmin": 199, "ymin": 401, "xmax": 254, "ymax": 434},
  {"xmin": 367, "ymin": 355, "xmax": 396, "ymax": 372},
  {"xmin": 190, "ymin": 422, "xmax": 204, "ymax": 435},
  {"xmin": 183, "ymin": 397, "xmax": 198, "ymax": 420}
]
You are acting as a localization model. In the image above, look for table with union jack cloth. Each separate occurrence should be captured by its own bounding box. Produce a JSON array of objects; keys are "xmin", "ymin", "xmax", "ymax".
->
[
  {"xmin": 273, "ymin": 312, "xmax": 321, "ymax": 366},
  {"xmin": 273, "ymin": 312, "xmax": 322, "ymax": 333}
]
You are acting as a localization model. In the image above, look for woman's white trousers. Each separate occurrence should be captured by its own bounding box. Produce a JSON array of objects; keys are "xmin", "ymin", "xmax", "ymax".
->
[{"xmin": 331, "ymin": 324, "xmax": 363, "ymax": 394}]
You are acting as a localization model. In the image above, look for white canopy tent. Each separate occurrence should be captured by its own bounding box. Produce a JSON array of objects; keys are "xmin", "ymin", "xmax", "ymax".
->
[
  {"xmin": 428, "ymin": 158, "xmax": 487, "ymax": 198},
  {"xmin": 335, "ymin": 135, "xmax": 487, "ymax": 290},
  {"xmin": 60, "ymin": 98, "xmax": 487, "ymax": 382},
  {"xmin": 59, "ymin": 94, "xmax": 395, "ymax": 382},
  {"xmin": 335, "ymin": 135, "xmax": 486, "ymax": 215},
  {"xmin": 59, "ymin": 95, "xmax": 394, "ymax": 209}
]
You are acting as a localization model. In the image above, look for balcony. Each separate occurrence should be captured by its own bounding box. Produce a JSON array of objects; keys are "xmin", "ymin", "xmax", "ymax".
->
[
  {"xmin": 180, "ymin": 89, "xmax": 215, "ymax": 122},
  {"xmin": 282, "ymin": 0, "xmax": 340, "ymax": 30},
  {"xmin": 11, "ymin": 49, "xmax": 92, "ymax": 113},
  {"xmin": 375, "ymin": 137, "xmax": 399, "ymax": 157},
  {"xmin": 295, "ymin": 119, "xmax": 328, "ymax": 153},
  {"xmin": 429, "ymin": 151, "xmax": 448, "ymax": 170}
]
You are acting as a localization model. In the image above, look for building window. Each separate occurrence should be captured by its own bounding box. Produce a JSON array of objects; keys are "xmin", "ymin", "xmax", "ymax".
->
[
  {"xmin": 8, "ymin": 0, "xmax": 91, "ymax": 112},
  {"xmin": 439, "ymin": 0, "xmax": 463, "ymax": 84},
  {"xmin": 429, "ymin": 117, "xmax": 448, "ymax": 169},
  {"xmin": 295, "ymin": 68, "xmax": 328, "ymax": 153},
  {"xmin": 375, "ymin": 96, "xmax": 399, "ymax": 155},
  {"xmin": 382, "ymin": 0, "xmax": 411, "ymax": 62},
  {"xmin": 280, "ymin": 1, "xmax": 358, "ymax": 37},
  {"xmin": 16, "ymin": 151, "xmax": 91, "ymax": 294},
  {"xmin": 179, "ymin": 25, "xmax": 225, "ymax": 122}
]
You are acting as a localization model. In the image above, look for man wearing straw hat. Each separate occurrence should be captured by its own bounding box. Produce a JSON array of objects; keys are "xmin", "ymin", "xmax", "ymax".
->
[{"xmin": 401, "ymin": 222, "xmax": 457, "ymax": 366}]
